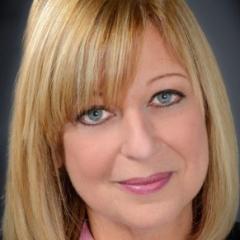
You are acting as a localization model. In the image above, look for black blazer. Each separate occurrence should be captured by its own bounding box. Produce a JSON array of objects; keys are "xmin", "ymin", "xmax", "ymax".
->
[{"xmin": 227, "ymin": 222, "xmax": 240, "ymax": 239}]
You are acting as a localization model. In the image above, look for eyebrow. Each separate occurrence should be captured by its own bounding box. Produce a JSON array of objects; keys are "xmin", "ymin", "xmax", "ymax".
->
[
  {"xmin": 147, "ymin": 72, "xmax": 188, "ymax": 85},
  {"xmin": 93, "ymin": 72, "xmax": 188, "ymax": 96}
]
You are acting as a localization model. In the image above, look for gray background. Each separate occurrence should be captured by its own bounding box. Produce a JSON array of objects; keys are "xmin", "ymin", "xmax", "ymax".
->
[{"xmin": 0, "ymin": 0, "xmax": 239, "ymax": 228}]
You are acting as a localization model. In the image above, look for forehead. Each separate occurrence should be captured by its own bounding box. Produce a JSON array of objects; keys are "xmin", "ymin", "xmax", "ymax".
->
[
  {"xmin": 96, "ymin": 24, "xmax": 187, "ymax": 87},
  {"xmin": 65, "ymin": 20, "xmax": 198, "ymax": 120},
  {"xmin": 120, "ymin": 24, "xmax": 189, "ymax": 96},
  {"xmin": 90, "ymin": 25, "xmax": 191, "ymax": 112},
  {"xmin": 135, "ymin": 24, "xmax": 187, "ymax": 79}
]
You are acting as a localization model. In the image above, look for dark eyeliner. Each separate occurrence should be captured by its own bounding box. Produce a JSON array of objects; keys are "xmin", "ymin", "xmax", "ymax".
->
[
  {"xmin": 75, "ymin": 105, "xmax": 107, "ymax": 122},
  {"xmin": 150, "ymin": 89, "xmax": 186, "ymax": 106}
]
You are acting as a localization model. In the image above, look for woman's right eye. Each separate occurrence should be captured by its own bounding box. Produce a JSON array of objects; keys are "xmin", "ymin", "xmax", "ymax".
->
[{"xmin": 76, "ymin": 106, "xmax": 113, "ymax": 126}]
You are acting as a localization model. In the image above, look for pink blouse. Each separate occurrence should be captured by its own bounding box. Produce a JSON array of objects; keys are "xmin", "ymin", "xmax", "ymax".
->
[{"xmin": 79, "ymin": 222, "xmax": 94, "ymax": 240}]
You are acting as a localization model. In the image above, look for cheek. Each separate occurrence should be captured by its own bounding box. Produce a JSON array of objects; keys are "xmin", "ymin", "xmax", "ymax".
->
[
  {"xmin": 177, "ymin": 113, "xmax": 209, "ymax": 200},
  {"xmin": 168, "ymin": 112, "xmax": 208, "ymax": 163},
  {"xmin": 153, "ymin": 102, "xmax": 209, "ymax": 193},
  {"xmin": 63, "ymin": 126, "xmax": 117, "ymax": 182}
]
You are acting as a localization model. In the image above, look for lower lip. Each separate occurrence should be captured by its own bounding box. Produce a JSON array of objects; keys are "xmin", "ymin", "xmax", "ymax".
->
[{"xmin": 119, "ymin": 173, "xmax": 173, "ymax": 195}]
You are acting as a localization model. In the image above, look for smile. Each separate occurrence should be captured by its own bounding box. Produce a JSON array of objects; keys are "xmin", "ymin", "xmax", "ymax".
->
[{"xmin": 118, "ymin": 172, "xmax": 173, "ymax": 195}]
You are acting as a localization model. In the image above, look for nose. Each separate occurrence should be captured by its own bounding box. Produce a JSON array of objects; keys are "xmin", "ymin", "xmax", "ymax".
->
[{"xmin": 120, "ymin": 109, "xmax": 157, "ymax": 161}]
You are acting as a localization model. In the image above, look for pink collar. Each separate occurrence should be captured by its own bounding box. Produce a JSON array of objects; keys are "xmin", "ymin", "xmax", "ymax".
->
[{"xmin": 79, "ymin": 221, "xmax": 94, "ymax": 240}]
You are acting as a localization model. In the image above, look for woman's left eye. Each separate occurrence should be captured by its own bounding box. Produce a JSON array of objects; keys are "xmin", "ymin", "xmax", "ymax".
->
[{"xmin": 150, "ymin": 89, "xmax": 185, "ymax": 107}]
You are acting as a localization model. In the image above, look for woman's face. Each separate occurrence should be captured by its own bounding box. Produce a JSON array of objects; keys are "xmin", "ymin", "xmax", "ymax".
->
[{"xmin": 63, "ymin": 25, "xmax": 209, "ymax": 233}]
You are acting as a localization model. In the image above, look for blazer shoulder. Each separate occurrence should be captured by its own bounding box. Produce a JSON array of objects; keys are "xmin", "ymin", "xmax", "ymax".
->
[{"xmin": 227, "ymin": 222, "xmax": 240, "ymax": 239}]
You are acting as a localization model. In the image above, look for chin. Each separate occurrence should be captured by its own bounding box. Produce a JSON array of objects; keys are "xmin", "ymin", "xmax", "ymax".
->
[{"xmin": 117, "ymin": 202, "xmax": 186, "ymax": 230}]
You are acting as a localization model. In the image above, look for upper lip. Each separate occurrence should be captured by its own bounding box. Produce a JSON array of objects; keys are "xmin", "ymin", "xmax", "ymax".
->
[{"xmin": 118, "ymin": 172, "xmax": 173, "ymax": 185}]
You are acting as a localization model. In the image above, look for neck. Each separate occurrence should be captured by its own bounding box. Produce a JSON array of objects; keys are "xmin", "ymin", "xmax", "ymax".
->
[{"xmin": 86, "ymin": 203, "xmax": 193, "ymax": 240}]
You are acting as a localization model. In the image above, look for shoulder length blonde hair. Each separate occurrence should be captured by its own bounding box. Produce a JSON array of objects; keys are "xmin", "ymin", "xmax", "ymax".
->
[{"xmin": 2, "ymin": 0, "xmax": 239, "ymax": 239}]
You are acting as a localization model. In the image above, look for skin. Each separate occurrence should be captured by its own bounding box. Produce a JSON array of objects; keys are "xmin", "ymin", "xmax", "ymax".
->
[{"xmin": 63, "ymin": 24, "xmax": 209, "ymax": 240}]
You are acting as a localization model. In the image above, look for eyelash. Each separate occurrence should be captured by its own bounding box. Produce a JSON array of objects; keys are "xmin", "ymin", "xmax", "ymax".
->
[{"xmin": 75, "ymin": 89, "xmax": 185, "ymax": 126}]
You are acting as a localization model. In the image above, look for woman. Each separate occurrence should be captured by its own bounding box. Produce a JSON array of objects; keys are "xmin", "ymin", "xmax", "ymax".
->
[{"xmin": 2, "ymin": 0, "xmax": 239, "ymax": 239}]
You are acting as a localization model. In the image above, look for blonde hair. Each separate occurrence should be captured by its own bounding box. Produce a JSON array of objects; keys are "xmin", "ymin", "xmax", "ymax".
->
[{"xmin": 2, "ymin": 0, "xmax": 239, "ymax": 239}]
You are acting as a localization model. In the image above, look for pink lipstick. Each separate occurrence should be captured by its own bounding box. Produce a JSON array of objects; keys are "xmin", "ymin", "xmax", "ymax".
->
[{"xmin": 118, "ymin": 172, "xmax": 173, "ymax": 195}]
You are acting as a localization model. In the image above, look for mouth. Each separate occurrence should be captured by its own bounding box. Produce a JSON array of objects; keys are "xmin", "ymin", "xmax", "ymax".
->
[{"xmin": 118, "ymin": 172, "xmax": 173, "ymax": 195}]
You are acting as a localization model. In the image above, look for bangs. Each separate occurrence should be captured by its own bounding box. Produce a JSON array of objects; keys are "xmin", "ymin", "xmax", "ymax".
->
[
  {"xmin": 75, "ymin": 0, "xmax": 145, "ymax": 113},
  {"xmin": 38, "ymin": 0, "xmax": 203, "ymax": 131},
  {"xmin": 49, "ymin": 0, "xmax": 150, "ymax": 125}
]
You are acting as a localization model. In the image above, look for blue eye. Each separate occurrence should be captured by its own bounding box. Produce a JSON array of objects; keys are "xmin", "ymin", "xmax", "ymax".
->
[
  {"xmin": 76, "ymin": 90, "xmax": 185, "ymax": 126},
  {"xmin": 151, "ymin": 89, "xmax": 185, "ymax": 107},
  {"xmin": 76, "ymin": 106, "xmax": 113, "ymax": 125}
]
